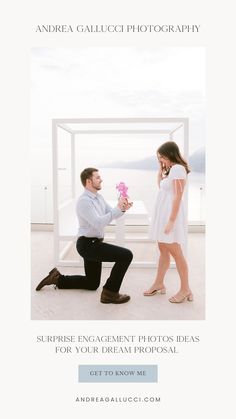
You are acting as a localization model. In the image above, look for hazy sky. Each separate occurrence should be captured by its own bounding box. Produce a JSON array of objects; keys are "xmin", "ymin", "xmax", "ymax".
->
[
  {"xmin": 31, "ymin": 46, "xmax": 206, "ymax": 154},
  {"xmin": 31, "ymin": 47, "xmax": 206, "ymax": 222}
]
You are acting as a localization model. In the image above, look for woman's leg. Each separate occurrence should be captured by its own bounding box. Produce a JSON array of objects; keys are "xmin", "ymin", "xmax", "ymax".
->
[
  {"xmin": 143, "ymin": 242, "xmax": 170, "ymax": 294},
  {"xmin": 166, "ymin": 243, "xmax": 192, "ymax": 299}
]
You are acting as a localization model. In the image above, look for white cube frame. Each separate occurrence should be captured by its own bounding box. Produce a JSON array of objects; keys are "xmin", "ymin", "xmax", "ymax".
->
[{"xmin": 52, "ymin": 117, "xmax": 189, "ymax": 267}]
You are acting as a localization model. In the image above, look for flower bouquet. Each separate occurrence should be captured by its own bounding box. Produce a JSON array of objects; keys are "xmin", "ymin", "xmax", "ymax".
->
[{"xmin": 116, "ymin": 181, "xmax": 129, "ymax": 199}]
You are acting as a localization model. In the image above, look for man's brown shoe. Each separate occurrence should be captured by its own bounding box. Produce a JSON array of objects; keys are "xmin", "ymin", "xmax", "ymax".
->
[
  {"xmin": 100, "ymin": 287, "xmax": 130, "ymax": 304},
  {"xmin": 35, "ymin": 268, "xmax": 61, "ymax": 291}
]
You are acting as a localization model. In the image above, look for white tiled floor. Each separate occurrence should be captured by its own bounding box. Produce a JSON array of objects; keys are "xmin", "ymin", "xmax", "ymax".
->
[{"xmin": 31, "ymin": 231, "xmax": 205, "ymax": 320}]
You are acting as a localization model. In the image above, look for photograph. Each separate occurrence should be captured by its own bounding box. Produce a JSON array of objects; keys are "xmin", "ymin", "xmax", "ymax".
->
[{"xmin": 31, "ymin": 47, "xmax": 206, "ymax": 320}]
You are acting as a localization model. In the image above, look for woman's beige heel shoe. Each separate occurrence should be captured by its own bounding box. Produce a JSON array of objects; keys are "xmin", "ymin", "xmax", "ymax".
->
[
  {"xmin": 169, "ymin": 291, "xmax": 193, "ymax": 303},
  {"xmin": 143, "ymin": 287, "xmax": 166, "ymax": 296},
  {"xmin": 187, "ymin": 292, "xmax": 194, "ymax": 302}
]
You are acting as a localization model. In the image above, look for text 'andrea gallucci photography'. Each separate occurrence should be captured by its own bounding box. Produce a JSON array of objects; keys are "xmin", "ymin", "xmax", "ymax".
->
[{"xmin": 35, "ymin": 24, "xmax": 201, "ymax": 33}]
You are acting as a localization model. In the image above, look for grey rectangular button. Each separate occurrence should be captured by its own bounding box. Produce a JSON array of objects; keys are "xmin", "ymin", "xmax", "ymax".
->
[{"xmin": 78, "ymin": 365, "xmax": 158, "ymax": 383}]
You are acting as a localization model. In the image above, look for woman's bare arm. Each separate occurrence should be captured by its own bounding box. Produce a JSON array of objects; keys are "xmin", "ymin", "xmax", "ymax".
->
[{"xmin": 164, "ymin": 179, "xmax": 185, "ymax": 234}]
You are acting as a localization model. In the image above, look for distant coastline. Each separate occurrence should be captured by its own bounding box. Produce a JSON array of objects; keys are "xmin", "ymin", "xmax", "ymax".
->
[{"xmin": 99, "ymin": 147, "xmax": 205, "ymax": 173}]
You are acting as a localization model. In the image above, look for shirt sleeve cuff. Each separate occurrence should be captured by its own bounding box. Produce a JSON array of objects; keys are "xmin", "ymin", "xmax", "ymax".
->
[{"xmin": 112, "ymin": 207, "xmax": 124, "ymax": 218}]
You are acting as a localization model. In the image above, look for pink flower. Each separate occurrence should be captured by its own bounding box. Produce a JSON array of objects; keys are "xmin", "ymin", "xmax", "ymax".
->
[{"xmin": 116, "ymin": 181, "xmax": 129, "ymax": 198}]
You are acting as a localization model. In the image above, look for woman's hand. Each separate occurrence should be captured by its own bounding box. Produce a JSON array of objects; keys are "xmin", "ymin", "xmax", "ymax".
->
[
  {"xmin": 164, "ymin": 220, "xmax": 174, "ymax": 234},
  {"xmin": 157, "ymin": 163, "xmax": 165, "ymax": 186},
  {"xmin": 159, "ymin": 163, "xmax": 165, "ymax": 177}
]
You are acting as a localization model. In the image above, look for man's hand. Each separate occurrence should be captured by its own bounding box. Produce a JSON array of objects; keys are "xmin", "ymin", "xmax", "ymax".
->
[
  {"xmin": 117, "ymin": 198, "xmax": 133, "ymax": 212},
  {"xmin": 124, "ymin": 201, "xmax": 133, "ymax": 211}
]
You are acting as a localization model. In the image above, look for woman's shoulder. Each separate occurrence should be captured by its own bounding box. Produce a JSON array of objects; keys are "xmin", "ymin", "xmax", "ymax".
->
[{"xmin": 169, "ymin": 164, "xmax": 186, "ymax": 179}]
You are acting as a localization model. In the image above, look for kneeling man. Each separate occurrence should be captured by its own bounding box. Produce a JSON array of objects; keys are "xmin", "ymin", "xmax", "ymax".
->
[{"xmin": 36, "ymin": 168, "xmax": 133, "ymax": 304}]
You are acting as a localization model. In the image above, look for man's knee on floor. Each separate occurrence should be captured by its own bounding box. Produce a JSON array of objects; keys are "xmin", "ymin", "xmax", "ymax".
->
[{"xmin": 124, "ymin": 248, "xmax": 133, "ymax": 262}]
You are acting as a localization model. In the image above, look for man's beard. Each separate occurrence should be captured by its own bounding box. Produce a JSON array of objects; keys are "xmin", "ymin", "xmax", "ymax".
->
[{"xmin": 92, "ymin": 183, "xmax": 101, "ymax": 190}]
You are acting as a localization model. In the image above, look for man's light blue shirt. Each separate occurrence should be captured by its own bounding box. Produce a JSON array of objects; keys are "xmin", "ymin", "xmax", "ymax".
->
[{"xmin": 76, "ymin": 189, "xmax": 123, "ymax": 238}]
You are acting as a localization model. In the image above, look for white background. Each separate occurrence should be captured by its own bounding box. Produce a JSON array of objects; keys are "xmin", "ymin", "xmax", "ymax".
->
[{"xmin": 1, "ymin": 0, "xmax": 235, "ymax": 417}]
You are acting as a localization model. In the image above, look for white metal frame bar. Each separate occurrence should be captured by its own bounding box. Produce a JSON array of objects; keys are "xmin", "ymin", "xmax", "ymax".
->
[{"xmin": 52, "ymin": 117, "xmax": 189, "ymax": 267}]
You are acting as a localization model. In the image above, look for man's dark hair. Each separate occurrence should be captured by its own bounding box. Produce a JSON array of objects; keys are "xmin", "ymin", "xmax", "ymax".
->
[{"xmin": 80, "ymin": 167, "xmax": 98, "ymax": 187}]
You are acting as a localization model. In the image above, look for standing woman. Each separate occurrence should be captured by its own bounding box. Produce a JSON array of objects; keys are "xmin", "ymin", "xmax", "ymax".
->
[{"xmin": 144, "ymin": 141, "xmax": 193, "ymax": 303}]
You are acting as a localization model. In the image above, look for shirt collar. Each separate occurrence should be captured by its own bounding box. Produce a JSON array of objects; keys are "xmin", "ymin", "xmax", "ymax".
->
[{"xmin": 84, "ymin": 188, "xmax": 99, "ymax": 200}]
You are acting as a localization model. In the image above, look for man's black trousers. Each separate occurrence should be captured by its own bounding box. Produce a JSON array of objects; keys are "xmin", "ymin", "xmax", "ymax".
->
[{"xmin": 57, "ymin": 236, "xmax": 133, "ymax": 292}]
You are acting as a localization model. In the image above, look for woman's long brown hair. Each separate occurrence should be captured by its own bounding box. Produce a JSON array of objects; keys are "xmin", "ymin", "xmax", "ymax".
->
[{"xmin": 157, "ymin": 141, "xmax": 190, "ymax": 174}]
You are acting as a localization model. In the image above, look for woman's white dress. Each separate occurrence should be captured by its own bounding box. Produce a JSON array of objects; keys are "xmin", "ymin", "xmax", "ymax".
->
[{"xmin": 149, "ymin": 164, "xmax": 187, "ymax": 249}]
